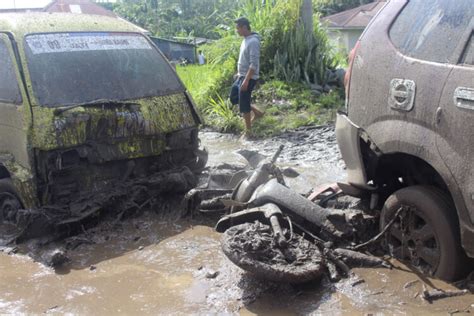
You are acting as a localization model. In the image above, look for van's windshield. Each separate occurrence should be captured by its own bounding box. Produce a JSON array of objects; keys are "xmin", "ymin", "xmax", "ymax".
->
[{"xmin": 25, "ymin": 32, "xmax": 184, "ymax": 107}]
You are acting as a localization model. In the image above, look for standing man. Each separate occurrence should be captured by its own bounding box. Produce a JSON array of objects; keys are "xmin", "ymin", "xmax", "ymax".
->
[
  {"xmin": 230, "ymin": 17, "xmax": 264, "ymax": 139},
  {"xmin": 197, "ymin": 50, "xmax": 206, "ymax": 65}
]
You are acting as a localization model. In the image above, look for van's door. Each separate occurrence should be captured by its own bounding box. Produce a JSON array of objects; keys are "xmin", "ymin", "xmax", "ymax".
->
[
  {"xmin": 0, "ymin": 33, "xmax": 36, "ymax": 208},
  {"xmin": 436, "ymin": 30, "xmax": 474, "ymax": 236},
  {"xmin": 0, "ymin": 33, "xmax": 30, "ymax": 167}
]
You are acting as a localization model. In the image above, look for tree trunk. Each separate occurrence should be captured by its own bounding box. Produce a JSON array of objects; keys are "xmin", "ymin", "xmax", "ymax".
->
[{"xmin": 300, "ymin": 0, "xmax": 313, "ymax": 42}]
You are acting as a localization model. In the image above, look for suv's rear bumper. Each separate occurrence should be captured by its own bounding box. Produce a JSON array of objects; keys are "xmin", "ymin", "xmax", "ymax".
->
[{"xmin": 335, "ymin": 113, "xmax": 368, "ymax": 196}]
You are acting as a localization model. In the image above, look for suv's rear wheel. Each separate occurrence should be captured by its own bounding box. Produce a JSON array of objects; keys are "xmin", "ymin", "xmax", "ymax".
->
[
  {"xmin": 0, "ymin": 179, "xmax": 24, "ymax": 243},
  {"xmin": 380, "ymin": 185, "xmax": 467, "ymax": 281}
]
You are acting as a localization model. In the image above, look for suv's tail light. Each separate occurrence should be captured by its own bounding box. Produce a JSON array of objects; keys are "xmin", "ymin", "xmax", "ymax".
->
[{"xmin": 344, "ymin": 40, "xmax": 361, "ymax": 101}]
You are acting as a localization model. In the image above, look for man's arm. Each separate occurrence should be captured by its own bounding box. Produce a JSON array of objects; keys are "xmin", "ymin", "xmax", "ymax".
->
[
  {"xmin": 240, "ymin": 68, "xmax": 255, "ymax": 91},
  {"xmin": 240, "ymin": 40, "xmax": 260, "ymax": 91}
]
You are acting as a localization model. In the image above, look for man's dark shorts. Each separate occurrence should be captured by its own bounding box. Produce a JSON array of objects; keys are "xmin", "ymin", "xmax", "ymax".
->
[{"xmin": 229, "ymin": 77, "xmax": 256, "ymax": 113}]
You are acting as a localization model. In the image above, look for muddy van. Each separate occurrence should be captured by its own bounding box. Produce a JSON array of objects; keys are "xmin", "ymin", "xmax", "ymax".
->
[
  {"xmin": 0, "ymin": 13, "xmax": 202, "ymax": 235},
  {"xmin": 336, "ymin": 0, "xmax": 474, "ymax": 280}
]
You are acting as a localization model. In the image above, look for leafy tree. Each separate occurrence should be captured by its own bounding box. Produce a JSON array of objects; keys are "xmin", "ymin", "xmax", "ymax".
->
[{"xmin": 111, "ymin": 0, "xmax": 242, "ymax": 39}]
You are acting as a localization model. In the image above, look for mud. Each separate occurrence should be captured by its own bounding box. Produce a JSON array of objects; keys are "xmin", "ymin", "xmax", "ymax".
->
[{"xmin": 1, "ymin": 127, "xmax": 474, "ymax": 314}]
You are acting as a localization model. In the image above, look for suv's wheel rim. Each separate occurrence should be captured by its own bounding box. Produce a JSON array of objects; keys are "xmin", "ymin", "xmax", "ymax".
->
[{"xmin": 385, "ymin": 206, "xmax": 440, "ymax": 275}]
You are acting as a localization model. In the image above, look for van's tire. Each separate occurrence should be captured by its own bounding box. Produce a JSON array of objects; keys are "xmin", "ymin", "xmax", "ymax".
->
[
  {"xmin": 0, "ymin": 178, "xmax": 24, "ymax": 243},
  {"xmin": 0, "ymin": 178, "xmax": 22, "ymax": 209},
  {"xmin": 380, "ymin": 185, "xmax": 468, "ymax": 281}
]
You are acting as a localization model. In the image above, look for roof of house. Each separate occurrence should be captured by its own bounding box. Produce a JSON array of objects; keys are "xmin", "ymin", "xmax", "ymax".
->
[
  {"xmin": 172, "ymin": 36, "xmax": 214, "ymax": 46},
  {"xmin": 44, "ymin": 0, "xmax": 116, "ymax": 17},
  {"xmin": 322, "ymin": 1, "xmax": 387, "ymax": 29},
  {"xmin": 150, "ymin": 36, "xmax": 196, "ymax": 48}
]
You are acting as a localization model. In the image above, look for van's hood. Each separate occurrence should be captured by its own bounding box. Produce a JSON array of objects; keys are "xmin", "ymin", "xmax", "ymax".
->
[{"xmin": 31, "ymin": 92, "xmax": 198, "ymax": 157}]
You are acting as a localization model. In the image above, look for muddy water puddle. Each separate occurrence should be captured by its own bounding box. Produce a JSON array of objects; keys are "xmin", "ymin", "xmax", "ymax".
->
[
  {"xmin": 1, "ymin": 129, "xmax": 473, "ymax": 314},
  {"xmin": 0, "ymin": 215, "xmax": 231, "ymax": 314}
]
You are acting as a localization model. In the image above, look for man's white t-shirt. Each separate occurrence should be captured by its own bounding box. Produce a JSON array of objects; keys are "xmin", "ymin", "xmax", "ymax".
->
[{"xmin": 198, "ymin": 54, "xmax": 205, "ymax": 65}]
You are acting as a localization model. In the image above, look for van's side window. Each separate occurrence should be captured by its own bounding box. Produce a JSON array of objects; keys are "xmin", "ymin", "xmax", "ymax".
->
[
  {"xmin": 0, "ymin": 38, "xmax": 22, "ymax": 104},
  {"xmin": 389, "ymin": 0, "xmax": 473, "ymax": 64},
  {"xmin": 461, "ymin": 33, "xmax": 474, "ymax": 66}
]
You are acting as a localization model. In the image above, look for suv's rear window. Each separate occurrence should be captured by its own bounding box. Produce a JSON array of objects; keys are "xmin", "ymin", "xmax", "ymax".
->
[
  {"xmin": 25, "ymin": 32, "xmax": 184, "ymax": 107},
  {"xmin": 389, "ymin": 0, "xmax": 474, "ymax": 64}
]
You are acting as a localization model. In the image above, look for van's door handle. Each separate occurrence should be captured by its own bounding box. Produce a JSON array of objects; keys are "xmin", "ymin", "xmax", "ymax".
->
[{"xmin": 454, "ymin": 87, "xmax": 474, "ymax": 110}]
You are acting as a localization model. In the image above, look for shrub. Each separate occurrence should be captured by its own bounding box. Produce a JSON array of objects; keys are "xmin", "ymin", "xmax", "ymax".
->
[{"xmin": 206, "ymin": 94, "xmax": 242, "ymax": 132}]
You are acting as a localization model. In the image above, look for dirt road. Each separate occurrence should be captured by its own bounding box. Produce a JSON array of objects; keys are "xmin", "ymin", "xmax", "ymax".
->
[{"xmin": 0, "ymin": 127, "xmax": 473, "ymax": 315}]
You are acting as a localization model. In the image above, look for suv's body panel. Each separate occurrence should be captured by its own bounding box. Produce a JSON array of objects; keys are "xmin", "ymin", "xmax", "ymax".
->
[
  {"xmin": 0, "ymin": 13, "xmax": 201, "ymax": 209},
  {"xmin": 437, "ymin": 64, "xmax": 474, "ymax": 254},
  {"xmin": 337, "ymin": 0, "xmax": 474, "ymax": 256}
]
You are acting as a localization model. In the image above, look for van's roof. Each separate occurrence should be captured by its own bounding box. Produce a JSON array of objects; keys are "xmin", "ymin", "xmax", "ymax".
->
[{"xmin": 0, "ymin": 13, "xmax": 141, "ymax": 38}]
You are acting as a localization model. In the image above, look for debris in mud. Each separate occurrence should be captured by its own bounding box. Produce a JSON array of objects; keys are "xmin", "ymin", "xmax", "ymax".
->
[
  {"xmin": 0, "ymin": 246, "xmax": 18, "ymax": 255},
  {"xmin": 422, "ymin": 288, "xmax": 469, "ymax": 302},
  {"xmin": 222, "ymin": 222, "xmax": 325, "ymax": 284},
  {"xmin": 40, "ymin": 248, "xmax": 70, "ymax": 268},
  {"xmin": 403, "ymin": 279, "xmax": 420, "ymax": 289},
  {"xmin": 333, "ymin": 248, "xmax": 392, "ymax": 269},
  {"xmin": 1, "ymin": 166, "xmax": 198, "ymax": 246},
  {"xmin": 206, "ymin": 270, "xmax": 220, "ymax": 279},
  {"xmin": 351, "ymin": 279, "xmax": 365, "ymax": 287},
  {"xmin": 454, "ymin": 271, "xmax": 474, "ymax": 292}
]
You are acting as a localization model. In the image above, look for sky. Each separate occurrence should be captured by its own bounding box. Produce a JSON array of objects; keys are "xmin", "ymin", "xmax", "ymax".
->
[{"xmin": 0, "ymin": 0, "xmax": 116, "ymax": 10}]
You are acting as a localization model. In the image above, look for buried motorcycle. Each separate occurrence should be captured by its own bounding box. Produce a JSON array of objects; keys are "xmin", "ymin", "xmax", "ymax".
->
[{"xmin": 187, "ymin": 146, "xmax": 394, "ymax": 284}]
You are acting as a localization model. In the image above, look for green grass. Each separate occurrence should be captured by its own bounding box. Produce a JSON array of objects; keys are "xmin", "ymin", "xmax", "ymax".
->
[
  {"xmin": 251, "ymin": 80, "xmax": 344, "ymax": 137},
  {"xmin": 177, "ymin": 64, "xmax": 224, "ymax": 108},
  {"xmin": 177, "ymin": 63, "xmax": 241, "ymax": 132},
  {"xmin": 177, "ymin": 66, "xmax": 344, "ymax": 137}
]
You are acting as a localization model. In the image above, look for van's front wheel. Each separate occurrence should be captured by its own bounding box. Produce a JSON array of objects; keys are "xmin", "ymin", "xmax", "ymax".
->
[
  {"xmin": 380, "ymin": 185, "xmax": 468, "ymax": 281},
  {"xmin": 0, "ymin": 179, "xmax": 24, "ymax": 244}
]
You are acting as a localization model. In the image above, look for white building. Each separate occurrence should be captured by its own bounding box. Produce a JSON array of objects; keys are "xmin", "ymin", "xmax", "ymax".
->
[{"xmin": 322, "ymin": 1, "xmax": 386, "ymax": 54}]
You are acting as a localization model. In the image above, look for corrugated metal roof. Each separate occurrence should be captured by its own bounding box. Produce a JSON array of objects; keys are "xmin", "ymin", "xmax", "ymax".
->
[
  {"xmin": 151, "ymin": 37, "xmax": 196, "ymax": 48},
  {"xmin": 322, "ymin": 1, "xmax": 386, "ymax": 29}
]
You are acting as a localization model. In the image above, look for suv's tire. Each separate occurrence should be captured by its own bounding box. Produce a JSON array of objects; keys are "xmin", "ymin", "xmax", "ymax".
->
[{"xmin": 380, "ymin": 185, "xmax": 468, "ymax": 281}]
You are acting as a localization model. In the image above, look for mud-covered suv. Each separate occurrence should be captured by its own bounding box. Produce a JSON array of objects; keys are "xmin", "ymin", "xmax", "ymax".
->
[
  {"xmin": 0, "ymin": 14, "xmax": 202, "ymax": 236},
  {"xmin": 336, "ymin": 0, "xmax": 474, "ymax": 280}
]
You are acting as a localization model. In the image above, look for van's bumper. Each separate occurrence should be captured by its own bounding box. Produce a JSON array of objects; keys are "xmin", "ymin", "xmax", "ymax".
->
[{"xmin": 335, "ymin": 113, "xmax": 368, "ymax": 196}]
